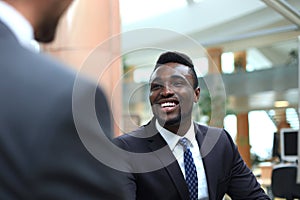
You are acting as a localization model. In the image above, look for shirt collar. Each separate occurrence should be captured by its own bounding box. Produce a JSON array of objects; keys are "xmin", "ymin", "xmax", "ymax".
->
[
  {"xmin": 156, "ymin": 120, "xmax": 196, "ymax": 151},
  {"xmin": 0, "ymin": 1, "xmax": 39, "ymax": 51}
]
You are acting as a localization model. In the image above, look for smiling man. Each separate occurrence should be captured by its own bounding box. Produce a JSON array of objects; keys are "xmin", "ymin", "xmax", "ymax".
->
[{"xmin": 114, "ymin": 51, "xmax": 270, "ymax": 200}]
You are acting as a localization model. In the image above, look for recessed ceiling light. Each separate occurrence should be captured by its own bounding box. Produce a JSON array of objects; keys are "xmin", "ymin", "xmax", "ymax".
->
[{"xmin": 274, "ymin": 101, "xmax": 289, "ymax": 108}]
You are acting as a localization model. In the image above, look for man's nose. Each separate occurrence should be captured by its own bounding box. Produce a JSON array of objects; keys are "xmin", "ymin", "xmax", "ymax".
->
[{"xmin": 160, "ymin": 84, "xmax": 174, "ymax": 97}]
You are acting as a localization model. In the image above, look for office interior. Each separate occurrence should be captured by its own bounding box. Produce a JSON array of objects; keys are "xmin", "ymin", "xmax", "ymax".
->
[{"xmin": 40, "ymin": 0, "xmax": 300, "ymax": 199}]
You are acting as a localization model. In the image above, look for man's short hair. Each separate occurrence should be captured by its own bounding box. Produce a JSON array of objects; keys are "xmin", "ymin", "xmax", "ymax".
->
[{"xmin": 154, "ymin": 51, "xmax": 199, "ymax": 89}]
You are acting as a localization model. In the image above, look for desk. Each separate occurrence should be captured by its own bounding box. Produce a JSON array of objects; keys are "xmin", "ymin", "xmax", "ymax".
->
[
  {"xmin": 257, "ymin": 162, "xmax": 274, "ymax": 198},
  {"xmin": 260, "ymin": 163, "xmax": 273, "ymax": 187},
  {"xmin": 259, "ymin": 162, "xmax": 273, "ymax": 187}
]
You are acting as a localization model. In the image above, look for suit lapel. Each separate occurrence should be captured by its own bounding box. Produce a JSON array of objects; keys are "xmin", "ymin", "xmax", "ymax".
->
[
  {"xmin": 146, "ymin": 119, "xmax": 189, "ymax": 200},
  {"xmin": 195, "ymin": 124, "xmax": 221, "ymax": 200}
]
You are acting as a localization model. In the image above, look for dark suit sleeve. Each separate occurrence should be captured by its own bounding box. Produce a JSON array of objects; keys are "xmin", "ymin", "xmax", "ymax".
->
[
  {"xmin": 224, "ymin": 130, "xmax": 270, "ymax": 199},
  {"xmin": 113, "ymin": 136, "xmax": 137, "ymax": 200},
  {"xmin": 95, "ymin": 87, "xmax": 113, "ymax": 139}
]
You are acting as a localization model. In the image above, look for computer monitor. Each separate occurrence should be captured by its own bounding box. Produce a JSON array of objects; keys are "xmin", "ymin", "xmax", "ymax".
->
[{"xmin": 280, "ymin": 128, "xmax": 298, "ymax": 163}]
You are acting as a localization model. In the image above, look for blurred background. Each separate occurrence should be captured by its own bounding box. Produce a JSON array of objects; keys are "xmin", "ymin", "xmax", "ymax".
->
[{"xmin": 119, "ymin": 0, "xmax": 299, "ymax": 166}]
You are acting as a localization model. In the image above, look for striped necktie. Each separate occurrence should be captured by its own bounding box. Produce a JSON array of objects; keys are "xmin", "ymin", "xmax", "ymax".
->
[{"xmin": 179, "ymin": 137, "xmax": 198, "ymax": 200}]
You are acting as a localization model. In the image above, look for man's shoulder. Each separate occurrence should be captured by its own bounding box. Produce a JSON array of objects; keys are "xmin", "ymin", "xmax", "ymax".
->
[
  {"xmin": 113, "ymin": 121, "xmax": 156, "ymax": 150},
  {"xmin": 0, "ymin": 41, "xmax": 103, "ymax": 117},
  {"xmin": 194, "ymin": 122, "xmax": 233, "ymax": 145},
  {"xmin": 20, "ymin": 47, "xmax": 98, "ymax": 93},
  {"xmin": 117, "ymin": 120, "xmax": 154, "ymax": 137},
  {"xmin": 193, "ymin": 122, "xmax": 225, "ymax": 135},
  {"xmin": 114, "ymin": 125, "xmax": 148, "ymax": 141}
]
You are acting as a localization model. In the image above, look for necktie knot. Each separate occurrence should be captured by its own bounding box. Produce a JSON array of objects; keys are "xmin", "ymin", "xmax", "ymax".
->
[{"xmin": 179, "ymin": 137, "xmax": 190, "ymax": 152}]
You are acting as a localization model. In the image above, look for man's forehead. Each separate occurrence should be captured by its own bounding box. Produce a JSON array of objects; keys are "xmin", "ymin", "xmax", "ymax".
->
[{"xmin": 153, "ymin": 63, "xmax": 190, "ymax": 75}]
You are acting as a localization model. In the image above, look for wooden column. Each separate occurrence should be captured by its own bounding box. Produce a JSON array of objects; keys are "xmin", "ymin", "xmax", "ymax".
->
[
  {"xmin": 234, "ymin": 51, "xmax": 247, "ymax": 73},
  {"xmin": 207, "ymin": 47, "xmax": 222, "ymax": 74},
  {"xmin": 276, "ymin": 108, "xmax": 291, "ymax": 130},
  {"xmin": 234, "ymin": 51, "xmax": 251, "ymax": 167},
  {"xmin": 236, "ymin": 113, "xmax": 251, "ymax": 167},
  {"xmin": 42, "ymin": 0, "xmax": 122, "ymax": 136},
  {"xmin": 206, "ymin": 47, "xmax": 224, "ymax": 128}
]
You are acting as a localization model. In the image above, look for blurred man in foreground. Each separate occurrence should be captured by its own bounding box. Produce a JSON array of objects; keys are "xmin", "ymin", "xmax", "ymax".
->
[{"xmin": 0, "ymin": 0, "xmax": 124, "ymax": 199}]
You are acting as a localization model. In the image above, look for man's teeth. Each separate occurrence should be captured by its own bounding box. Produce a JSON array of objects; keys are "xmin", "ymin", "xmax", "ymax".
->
[{"xmin": 161, "ymin": 102, "xmax": 176, "ymax": 108}]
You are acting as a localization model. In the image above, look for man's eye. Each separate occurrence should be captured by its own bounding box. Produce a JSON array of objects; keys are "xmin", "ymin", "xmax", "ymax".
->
[
  {"xmin": 173, "ymin": 81, "xmax": 184, "ymax": 87},
  {"xmin": 151, "ymin": 84, "xmax": 162, "ymax": 90}
]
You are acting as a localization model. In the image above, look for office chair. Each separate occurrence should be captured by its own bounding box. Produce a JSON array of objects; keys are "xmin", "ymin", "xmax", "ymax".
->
[{"xmin": 271, "ymin": 163, "xmax": 300, "ymax": 200}]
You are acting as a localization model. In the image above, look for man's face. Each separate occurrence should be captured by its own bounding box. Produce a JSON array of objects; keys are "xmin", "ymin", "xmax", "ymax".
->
[
  {"xmin": 149, "ymin": 62, "xmax": 200, "ymax": 129},
  {"xmin": 34, "ymin": 0, "xmax": 73, "ymax": 43}
]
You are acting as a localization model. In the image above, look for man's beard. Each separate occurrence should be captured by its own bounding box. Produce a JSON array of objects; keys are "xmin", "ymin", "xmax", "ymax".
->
[{"xmin": 157, "ymin": 114, "xmax": 181, "ymax": 128}]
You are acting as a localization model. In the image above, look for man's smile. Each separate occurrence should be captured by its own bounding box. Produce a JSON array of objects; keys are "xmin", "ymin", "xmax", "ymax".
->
[{"xmin": 157, "ymin": 100, "xmax": 179, "ymax": 113}]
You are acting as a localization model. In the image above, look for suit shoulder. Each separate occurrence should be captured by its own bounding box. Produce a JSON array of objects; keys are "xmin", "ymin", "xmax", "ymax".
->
[
  {"xmin": 194, "ymin": 122, "xmax": 225, "ymax": 136},
  {"xmin": 114, "ymin": 126, "xmax": 146, "ymax": 142},
  {"xmin": 194, "ymin": 122, "xmax": 235, "ymax": 147},
  {"xmin": 113, "ymin": 124, "xmax": 152, "ymax": 152}
]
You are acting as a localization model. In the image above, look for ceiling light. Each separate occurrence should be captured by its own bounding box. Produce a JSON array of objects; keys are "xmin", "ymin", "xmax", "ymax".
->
[{"xmin": 274, "ymin": 101, "xmax": 289, "ymax": 108}]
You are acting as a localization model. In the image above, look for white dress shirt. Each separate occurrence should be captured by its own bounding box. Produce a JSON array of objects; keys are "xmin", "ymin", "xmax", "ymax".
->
[
  {"xmin": 0, "ymin": 0, "xmax": 39, "ymax": 52},
  {"xmin": 156, "ymin": 120, "xmax": 209, "ymax": 200}
]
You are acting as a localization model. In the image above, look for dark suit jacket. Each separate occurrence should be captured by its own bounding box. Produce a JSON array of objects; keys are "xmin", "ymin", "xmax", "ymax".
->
[
  {"xmin": 0, "ymin": 20, "xmax": 125, "ymax": 199},
  {"xmin": 114, "ymin": 118, "xmax": 270, "ymax": 200}
]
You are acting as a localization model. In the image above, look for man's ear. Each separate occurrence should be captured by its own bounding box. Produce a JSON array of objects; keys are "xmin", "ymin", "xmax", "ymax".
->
[{"xmin": 194, "ymin": 87, "xmax": 200, "ymax": 102}]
